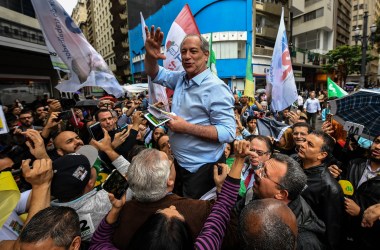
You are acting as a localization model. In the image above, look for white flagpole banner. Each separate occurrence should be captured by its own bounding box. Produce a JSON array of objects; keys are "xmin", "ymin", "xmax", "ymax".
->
[
  {"xmin": 31, "ymin": 0, "xmax": 124, "ymax": 97},
  {"xmin": 163, "ymin": 4, "xmax": 200, "ymax": 71},
  {"xmin": 45, "ymin": 37, "xmax": 70, "ymax": 72},
  {"xmin": 140, "ymin": 12, "xmax": 169, "ymax": 112},
  {"xmin": 267, "ymin": 7, "xmax": 298, "ymax": 112}
]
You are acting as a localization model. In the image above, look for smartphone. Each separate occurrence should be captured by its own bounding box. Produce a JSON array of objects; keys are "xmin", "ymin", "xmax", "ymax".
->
[
  {"xmin": 88, "ymin": 122, "xmax": 104, "ymax": 141},
  {"xmin": 56, "ymin": 110, "xmax": 72, "ymax": 121},
  {"xmin": 102, "ymin": 169, "xmax": 129, "ymax": 199},
  {"xmin": 290, "ymin": 105, "xmax": 298, "ymax": 114},
  {"xmin": 117, "ymin": 124, "xmax": 129, "ymax": 133},
  {"xmin": 327, "ymin": 113, "xmax": 333, "ymax": 124}
]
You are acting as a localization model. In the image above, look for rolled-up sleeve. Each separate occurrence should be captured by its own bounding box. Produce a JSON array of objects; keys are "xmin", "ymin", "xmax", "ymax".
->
[{"xmin": 210, "ymin": 84, "xmax": 236, "ymax": 143}]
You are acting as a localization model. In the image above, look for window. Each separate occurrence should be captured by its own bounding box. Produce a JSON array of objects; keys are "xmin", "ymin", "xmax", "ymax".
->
[
  {"xmin": 296, "ymin": 31, "xmax": 320, "ymax": 50},
  {"xmin": 303, "ymin": 8, "xmax": 324, "ymax": 22}
]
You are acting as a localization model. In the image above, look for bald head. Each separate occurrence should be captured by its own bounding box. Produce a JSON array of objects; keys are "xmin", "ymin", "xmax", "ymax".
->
[
  {"xmin": 53, "ymin": 131, "xmax": 84, "ymax": 156},
  {"xmin": 239, "ymin": 198, "xmax": 297, "ymax": 250}
]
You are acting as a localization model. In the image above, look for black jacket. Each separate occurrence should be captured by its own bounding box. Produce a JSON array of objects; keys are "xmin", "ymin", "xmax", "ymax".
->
[
  {"xmin": 343, "ymin": 158, "xmax": 380, "ymax": 249},
  {"xmin": 288, "ymin": 196, "xmax": 326, "ymax": 250},
  {"xmin": 301, "ymin": 163, "xmax": 345, "ymax": 250}
]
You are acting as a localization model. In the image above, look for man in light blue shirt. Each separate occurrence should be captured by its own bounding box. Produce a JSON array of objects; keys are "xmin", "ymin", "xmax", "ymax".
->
[
  {"xmin": 303, "ymin": 91, "xmax": 321, "ymax": 130},
  {"xmin": 144, "ymin": 26, "xmax": 235, "ymax": 198}
]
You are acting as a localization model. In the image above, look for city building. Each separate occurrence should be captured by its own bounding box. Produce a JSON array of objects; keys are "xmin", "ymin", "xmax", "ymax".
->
[
  {"xmin": 78, "ymin": 0, "xmax": 131, "ymax": 86},
  {"xmin": 291, "ymin": 0, "xmax": 337, "ymax": 90},
  {"xmin": 347, "ymin": 0, "xmax": 379, "ymax": 86},
  {"xmin": 72, "ymin": 0, "xmax": 88, "ymax": 39},
  {"xmin": 0, "ymin": 0, "xmax": 59, "ymax": 105},
  {"xmin": 110, "ymin": 0, "xmax": 131, "ymax": 83}
]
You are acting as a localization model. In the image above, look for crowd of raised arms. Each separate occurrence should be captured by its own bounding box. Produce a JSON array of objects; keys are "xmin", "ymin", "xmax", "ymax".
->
[{"xmin": 0, "ymin": 25, "xmax": 379, "ymax": 250}]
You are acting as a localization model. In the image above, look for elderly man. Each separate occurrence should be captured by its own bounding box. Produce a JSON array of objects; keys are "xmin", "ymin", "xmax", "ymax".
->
[
  {"xmin": 144, "ymin": 26, "xmax": 235, "ymax": 198},
  {"xmin": 111, "ymin": 148, "xmax": 212, "ymax": 248},
  {"xmin": 297, "ymin": 131, "xmax": 344, "ymax": 249}
]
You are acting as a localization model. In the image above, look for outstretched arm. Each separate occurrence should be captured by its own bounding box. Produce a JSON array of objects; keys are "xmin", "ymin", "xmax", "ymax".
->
[{"xmin": 144, "ymin": 25, "xmax": 166, "ymax": 78}]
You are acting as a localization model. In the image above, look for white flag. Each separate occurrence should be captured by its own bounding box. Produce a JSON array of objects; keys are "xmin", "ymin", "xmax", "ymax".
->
[
  {"xmin": 267, "ymin": 7, "xmax": 298, "ymax": 111},
  {"xmin": 140, "ymin": 12, "xmax": 169, "ymax": 112},
  {"xmin": 31, "ymin": 0, "xmax": 124, "ymax": 97}
]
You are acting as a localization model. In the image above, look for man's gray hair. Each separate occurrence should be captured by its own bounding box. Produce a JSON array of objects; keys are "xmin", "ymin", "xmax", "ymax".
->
[
  {"xmin": 127, "ymin": 148, "xmax": 170, "ymax": 202},
  {"xmin": 180, "ymin": 34, "xmax": 209, "ymax": 53}
]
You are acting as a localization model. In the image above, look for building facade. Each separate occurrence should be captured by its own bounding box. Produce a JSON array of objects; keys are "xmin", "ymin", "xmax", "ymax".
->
[
  {"xmin": 347, "ymin": 0, "xmax": 379, "ymax": 86},
  {"xmin": 0, "ymin": 0, "xmax": 59, "ymax": 105}
]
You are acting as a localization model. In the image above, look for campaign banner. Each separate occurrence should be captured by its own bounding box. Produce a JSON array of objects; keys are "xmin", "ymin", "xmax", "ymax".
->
[
  {"xmin": 163, "ymin": 4, "xmax": 200, "ymax": 71},
  {"xmin": 31, "ymin": 0, "xmax": 124, "ymax": 97},
  {"xmin": 267, "ymin": 7, "xmax": 298, "ymax": 111}
]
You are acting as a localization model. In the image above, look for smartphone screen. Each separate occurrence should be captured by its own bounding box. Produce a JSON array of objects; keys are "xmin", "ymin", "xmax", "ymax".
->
[
  {"xmin": 102, "ymin": 169, "xmax": 129, "ymax": 199},
  {"xmin": 57, "ymin": 110, "xmax": 72, "ymax": 121},
  {"xmin": 88, "ymin": 122, "xmax": 104, "ymax": 141},
  {"xmin": 290, "ymin": 105, "xmax": 298, "ymax": 114}
]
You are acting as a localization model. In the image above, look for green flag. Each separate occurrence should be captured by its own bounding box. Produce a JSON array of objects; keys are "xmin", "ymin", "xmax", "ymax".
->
[
  {"xmin": 207, "ymin": 34, "xmax": 217, "ymax": 76},
  {"xmin": 327, "ymin": 77, "xmax": 348, "ymax": 98},
  {"xmin": 244, "ymin": 44, "xmax": 255, "ymax": 98}
]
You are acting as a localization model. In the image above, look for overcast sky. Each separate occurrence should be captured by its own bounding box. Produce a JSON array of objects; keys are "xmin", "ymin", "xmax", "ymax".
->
[{"xmin": 57, "ymin": 0, "xmax": 77, "ymax": 15}]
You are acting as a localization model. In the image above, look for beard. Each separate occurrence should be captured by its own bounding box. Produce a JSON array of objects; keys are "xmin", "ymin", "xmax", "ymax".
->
[{"xmin": 370, "ymin": 156, "xmax": 380, "ymax": 163}]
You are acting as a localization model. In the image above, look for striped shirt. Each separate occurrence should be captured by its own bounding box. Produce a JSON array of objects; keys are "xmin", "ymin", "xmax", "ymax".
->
[{"xmin": 194, "ymin": 176, "xmax": 240, "ymax": 250}]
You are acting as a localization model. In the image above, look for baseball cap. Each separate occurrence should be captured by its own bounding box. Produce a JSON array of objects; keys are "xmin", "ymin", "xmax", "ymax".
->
[{"xmin": 51, "ymin": 145, "xmax": 98, "ymax": 202}]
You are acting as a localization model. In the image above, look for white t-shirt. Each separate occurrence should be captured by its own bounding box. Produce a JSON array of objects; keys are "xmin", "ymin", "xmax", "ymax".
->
[{"xmin": 0, "ymin": 190, "xmax": 31, "ymax": 241}]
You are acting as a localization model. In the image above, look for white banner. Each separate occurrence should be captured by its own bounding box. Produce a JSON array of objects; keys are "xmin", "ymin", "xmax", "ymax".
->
[
  {"xmin": 31, "ymin": 0, "xmax": 124, "ymax": 97},
  {"xmin": 267, "ymin": 7, "xmax": 298, "ymax": 111}
]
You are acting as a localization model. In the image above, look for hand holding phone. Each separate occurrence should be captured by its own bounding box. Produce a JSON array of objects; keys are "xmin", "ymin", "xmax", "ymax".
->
[
  {"xmin": 55, "ymin": 110, "xmax": 72, "ymax": 121},
  {"xmin": 290, "ymin": 105, "xmax": 298, "ymax": 114},
  {"xmin": 102, "ymin": 169, "xmax": 129, "ymax": 200}
]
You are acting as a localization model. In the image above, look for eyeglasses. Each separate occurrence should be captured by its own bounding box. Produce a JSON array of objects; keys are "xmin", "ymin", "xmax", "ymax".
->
[
  {"xmin": 256, "ymin": 163, "xmax": 287, "ymax": 190},
  {"xmin": 249, "ymin": 148, "xmax": 270, "ymax": 156}
]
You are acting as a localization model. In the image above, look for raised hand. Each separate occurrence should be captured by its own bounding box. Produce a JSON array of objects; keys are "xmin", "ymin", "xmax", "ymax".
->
[
  {"xmin": 21, "ymin": 129, "xmax": 49, "ymax": 159},
  {"xmin": 144, "ymin": 25, "xmax": 166, "ymax": 61}
]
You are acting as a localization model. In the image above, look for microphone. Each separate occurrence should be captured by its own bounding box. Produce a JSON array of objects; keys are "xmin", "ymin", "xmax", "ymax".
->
[{"xmin": 338, "ymin": 180, "xmax": 354, "ymax": 196}]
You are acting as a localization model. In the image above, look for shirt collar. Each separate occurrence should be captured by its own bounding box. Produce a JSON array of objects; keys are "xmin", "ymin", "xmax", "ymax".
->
[
  {"xmin": 366, "ymin": 160, "xmax": 380, "ymax": 173},
  {"xmin": 184, "ymin": 68, "xmax": 211, "ymax": 88}
]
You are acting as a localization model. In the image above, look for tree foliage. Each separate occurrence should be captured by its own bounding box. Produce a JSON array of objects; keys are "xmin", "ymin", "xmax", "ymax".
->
[
  {"xmin": 322, "ymin": 45, "xmax": 376, "ymax": 84},
  {"xmin": 375, "ymin": 16, "xmax": 380, "ymax": 53}
]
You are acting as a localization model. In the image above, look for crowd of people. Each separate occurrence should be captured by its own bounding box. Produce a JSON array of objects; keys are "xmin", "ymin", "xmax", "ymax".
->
[{"xmin": 0, "ymin": 25, "xmax": 379, "ymax": 250}]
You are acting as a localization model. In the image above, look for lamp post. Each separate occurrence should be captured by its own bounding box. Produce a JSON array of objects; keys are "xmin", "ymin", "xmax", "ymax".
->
[{"xmin": 354, "ymin": 11, "xmax": 377, "ymax": 88}]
